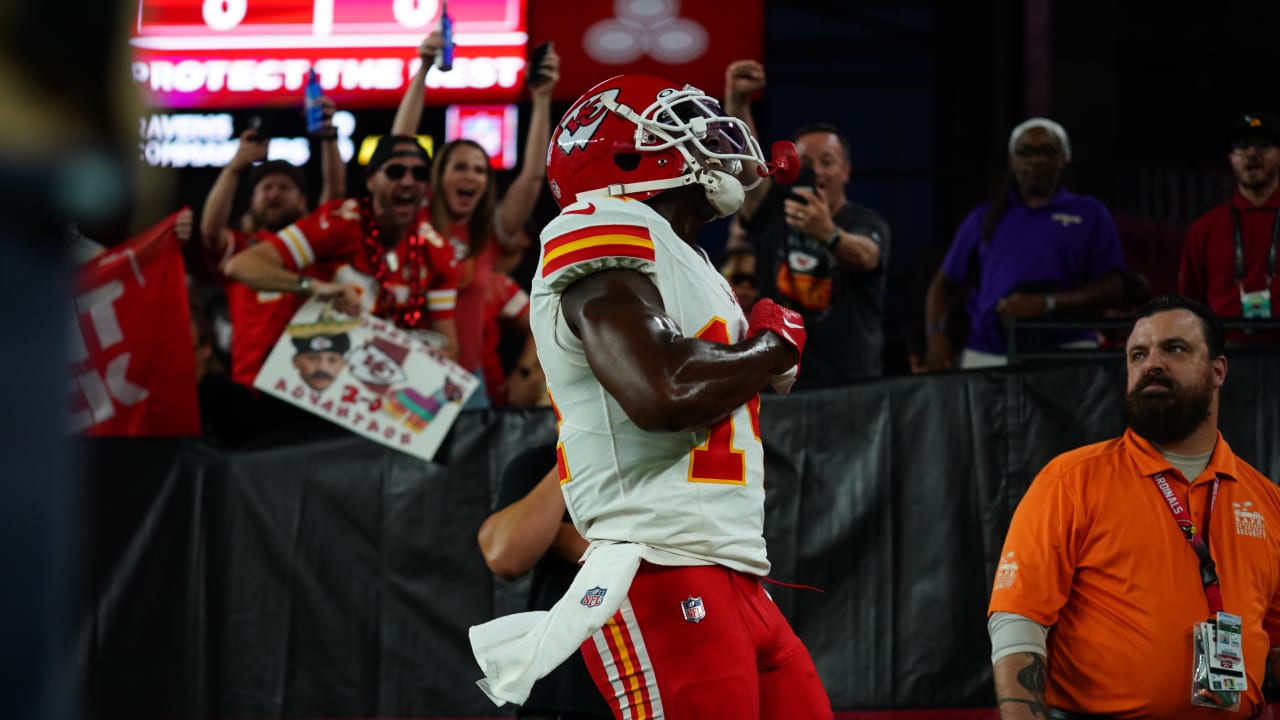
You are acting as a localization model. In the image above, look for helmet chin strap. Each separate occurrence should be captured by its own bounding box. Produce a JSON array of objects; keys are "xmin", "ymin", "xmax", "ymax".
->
[{"xmin": 576, "ymin": 170, "xmax": 744, "ymax": 218}]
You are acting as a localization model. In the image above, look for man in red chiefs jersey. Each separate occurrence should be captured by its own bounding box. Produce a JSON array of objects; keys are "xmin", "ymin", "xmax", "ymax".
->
[
  {"xmin": 223, "ymin": 135, "xmax": 461, "ymax": 357},
  {"xmin": 200, "ymin": 100, "xmax": 346, "ymax": 388}
]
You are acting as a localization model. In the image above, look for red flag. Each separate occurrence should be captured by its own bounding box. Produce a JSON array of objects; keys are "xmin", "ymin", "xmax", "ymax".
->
[
  {"xmin": 71, "ymin": 212, "xmax": 200, "ymax": 436},
  {"xmin": 530, "ymin": 0, "xmax": 763, "ymax": 100}
]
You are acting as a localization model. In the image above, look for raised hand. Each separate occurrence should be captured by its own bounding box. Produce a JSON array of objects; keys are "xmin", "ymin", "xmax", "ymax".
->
[
  {"xmin": 418, "ymin": 31, "xmax": 444, "ymax": 62},
  {"xmin": 529, "ymin": 42, "xmax": 561, "ymax": 98},
  {"xmin": 724, "ymin": 59, "xmax": 765, "ymax": 106},
  {"xmin": 230, "ymin": 129, "xmax": 268, "ymax": 171},
  {"xmin": 174, "ymin": 207, "xmax": 194, "ymax": 243},
  {"xmin": 783, "ymin": 186, "xmax": 835, "ymax": 241}
]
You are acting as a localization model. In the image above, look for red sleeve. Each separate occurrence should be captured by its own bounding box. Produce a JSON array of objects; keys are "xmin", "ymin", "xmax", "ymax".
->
[
  {"xmin": 425, "ymin": 241, "xmax": 459, "ymax": 320},
  {"xmin": 492, "ymin": 273, "xmax": 529, "ymax": 321},
  {"xmin": 267, "ymin": 199, "xmax": 361, "ymax": 271}
]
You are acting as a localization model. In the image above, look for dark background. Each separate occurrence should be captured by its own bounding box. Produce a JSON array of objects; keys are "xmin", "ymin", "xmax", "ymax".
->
[
  {"xmin": 142, "ymin": 0, "xmax": 1280, "ymax": 371},
  {"xmin": 77, "ymin": 352, "xmax": 1280, "ymax": 717}
]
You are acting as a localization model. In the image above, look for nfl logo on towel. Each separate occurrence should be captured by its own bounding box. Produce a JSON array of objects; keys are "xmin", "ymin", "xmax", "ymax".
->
[
  {"xmin": 681, "ymin": 595, "xmax": 706, "ymax": 623},
  {"xmin": 580, "ymin": 586, "xmax": 607, "ymax": 607}
]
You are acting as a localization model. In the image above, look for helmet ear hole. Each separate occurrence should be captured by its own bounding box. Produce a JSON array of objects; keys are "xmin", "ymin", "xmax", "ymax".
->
[{"xmin": 614, "ymin": 153, "xmax": 641, "ymax": 172}]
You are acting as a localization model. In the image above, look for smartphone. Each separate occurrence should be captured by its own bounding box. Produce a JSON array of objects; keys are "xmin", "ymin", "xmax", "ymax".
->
[
  {"xmin": 526, "ymin": 41, "xmax": 552, "ymax": 89},
  {"xmin": 239, "ymin": 115, "xmax": 269, "ymax": 142},
  {"xmin": 786, "ymin": 167, "xmax": 816, "ymax": 201}
]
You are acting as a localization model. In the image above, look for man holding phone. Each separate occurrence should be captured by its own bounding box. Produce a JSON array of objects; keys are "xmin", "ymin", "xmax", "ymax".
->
[
  {"xmin": 200, "ymin": 95, "xmax": 346, "ymax": 389},
  {"xmin": 724, "ymin": 59, "xmax": 891, "ymax": 386}
]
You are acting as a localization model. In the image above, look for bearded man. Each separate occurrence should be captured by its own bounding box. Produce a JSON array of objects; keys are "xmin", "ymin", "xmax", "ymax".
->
[{"xmin": 986, "ymin": 295, "xmax": 1280, "ymax": 720}]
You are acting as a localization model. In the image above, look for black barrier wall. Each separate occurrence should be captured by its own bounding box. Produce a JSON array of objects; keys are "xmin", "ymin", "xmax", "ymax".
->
[{"xmin": 79, "ymin": 354, "xmax": 1280, "ymax": 717}]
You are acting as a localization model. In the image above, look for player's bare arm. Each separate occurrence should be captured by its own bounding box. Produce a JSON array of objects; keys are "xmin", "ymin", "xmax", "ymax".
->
[
  {"xmin": 561, "ymin": 268, "xmax": 795, "ymax": 433},
  {"xmin": 201, "ymin": 129, "xmax": 266, "ymax": 255},
  {"xmin": 993, "ymin": 652, "xmax": 1048, "ymax": 720}
]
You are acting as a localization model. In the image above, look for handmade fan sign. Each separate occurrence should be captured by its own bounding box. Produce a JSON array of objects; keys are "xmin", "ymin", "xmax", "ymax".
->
[{"xmin": 255, "ymin": 298, "xmax": 478, "ymax": 460}]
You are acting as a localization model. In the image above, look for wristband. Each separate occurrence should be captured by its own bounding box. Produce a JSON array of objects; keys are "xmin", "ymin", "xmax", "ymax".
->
[
  {"xmin": 1043, "ymin": 294, "xmax": 1057, "ymax": 314},
  {"xmin": 826, "ymin": 229, "xmax": 841, "ymax": 250}
]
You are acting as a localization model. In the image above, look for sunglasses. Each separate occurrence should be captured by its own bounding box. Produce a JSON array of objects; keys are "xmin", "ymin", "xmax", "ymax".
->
[
  {"xmin": 383, "ymin": 163, "xmax": 429, "ymax": 181},
  {"xmin": 726, "ymin": 272, "xmax": 756, "ymax": 286}
]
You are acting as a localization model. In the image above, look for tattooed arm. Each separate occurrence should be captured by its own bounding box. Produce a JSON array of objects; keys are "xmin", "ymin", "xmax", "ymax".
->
[{"xmin": 993, "ymin": 652, "xmax": 1047, "ymax": 720}]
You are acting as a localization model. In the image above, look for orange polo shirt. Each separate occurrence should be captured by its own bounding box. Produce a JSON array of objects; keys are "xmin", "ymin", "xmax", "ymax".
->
[{"xmin": 989, "ymin": 429, "xmax": 1280, "ymax": 719}]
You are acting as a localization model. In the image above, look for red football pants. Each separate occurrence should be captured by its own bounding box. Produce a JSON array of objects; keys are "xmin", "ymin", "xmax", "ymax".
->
[{"xmin": 579, "ymin": 563, "xmax": 832, "ymax": 720}]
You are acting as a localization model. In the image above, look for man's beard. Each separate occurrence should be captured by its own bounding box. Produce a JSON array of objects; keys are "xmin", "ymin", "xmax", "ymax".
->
[
  {"xmin": 1239, "ymin": 167, "xmax": 1279, "ymax": 192},
  {"xmin": 252, "ymin": 206, "xmax": 302, "ymax": 233},
  {"xmin": 1124, "ymin": 371, "xmax": 1213, "ymax": 446}
]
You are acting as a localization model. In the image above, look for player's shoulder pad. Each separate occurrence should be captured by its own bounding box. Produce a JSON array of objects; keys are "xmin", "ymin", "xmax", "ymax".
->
[{"xmin": 537, "ymin": 197, "xmax": 659, "ymax": 293}]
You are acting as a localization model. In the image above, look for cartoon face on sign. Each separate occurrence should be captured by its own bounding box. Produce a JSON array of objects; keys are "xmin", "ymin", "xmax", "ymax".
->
[{"xmin": 556, "ymin": 88, "xmax": 620, "ymax": 155}]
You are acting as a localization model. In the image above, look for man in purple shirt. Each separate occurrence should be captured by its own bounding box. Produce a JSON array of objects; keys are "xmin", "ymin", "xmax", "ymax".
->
[{"xmin": 924, "ymin": 118, "xmax": 1126, "ymax": 369}]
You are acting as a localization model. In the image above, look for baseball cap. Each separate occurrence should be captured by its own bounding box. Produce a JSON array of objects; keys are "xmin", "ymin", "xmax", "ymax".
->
[
  {"xmin": 1226, "ymin": 113, "xmax": 1280, "ymax": 149},
  {"xmin": 367, "ymin": 134, "xmax": 432, "ymax": 175},
  {"xmin": 291, "ymin": 332, "xmax": 350, "ymax": 355},
  {"xmin": 249, "ymin": 160, "xmax": 306, "ymax": 193}
]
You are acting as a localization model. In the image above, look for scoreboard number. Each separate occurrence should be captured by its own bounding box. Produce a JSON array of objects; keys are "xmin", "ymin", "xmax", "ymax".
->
[
  {"xmin": 202, "ymin": 0, "xmax": 248, "ymax": 31},
  {"xmin": 393, "ymin": 0, "xmax": 440, "ymax": 29}
]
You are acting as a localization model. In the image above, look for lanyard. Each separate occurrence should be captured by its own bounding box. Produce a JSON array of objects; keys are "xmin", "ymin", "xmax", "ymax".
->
[
  {"xmin": 1151, "ymin": 473, "xmax": 1223, "ymax": 616},
  {"xmin": 1229, "ymin": 206, "xmax": 1280, "ymax": 282}
]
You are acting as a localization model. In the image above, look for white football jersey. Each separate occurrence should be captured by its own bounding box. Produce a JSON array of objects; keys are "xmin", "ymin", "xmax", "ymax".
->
[{"xmin": 530, "ymin": 196, "xmax": 768, "ymax": 575}]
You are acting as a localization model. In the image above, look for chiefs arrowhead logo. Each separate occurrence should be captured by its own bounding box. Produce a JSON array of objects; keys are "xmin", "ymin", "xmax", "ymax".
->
[{"xmin": 556, "ymin": 89, "xmax": 619, "ymax": 156}]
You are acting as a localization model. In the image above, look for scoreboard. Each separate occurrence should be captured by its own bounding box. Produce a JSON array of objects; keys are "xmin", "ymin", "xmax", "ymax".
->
[{"xmin": 131, "ymin": 0, "xmax": 530, "ymax": 109}]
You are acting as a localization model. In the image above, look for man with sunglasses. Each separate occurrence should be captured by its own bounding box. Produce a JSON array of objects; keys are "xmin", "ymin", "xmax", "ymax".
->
[
  {"xmin": 225, "ymin": 135, "xmax": 461, "ymax": 358},
  {"xmin": 1180, "ymin": 113, "xmax": 1280, "ymax": 346},
  {"xmin": 924, "ymin": 117, "xmax": 1126, "ymax": 369}
]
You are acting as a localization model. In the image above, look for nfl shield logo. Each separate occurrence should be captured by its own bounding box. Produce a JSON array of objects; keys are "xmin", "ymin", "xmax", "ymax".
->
[
  {"xmin": 580, "ymin": 586, "xmax": 607, "ymax": 607},
  {"xmin": 681, "ymin": 595, "xmax": 706, "ymax": 623}
]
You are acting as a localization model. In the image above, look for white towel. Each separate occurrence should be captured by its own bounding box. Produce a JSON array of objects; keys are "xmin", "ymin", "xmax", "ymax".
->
[{"xmin": 469, "ymin": 542, "xmax": 645, "ymax": 706}]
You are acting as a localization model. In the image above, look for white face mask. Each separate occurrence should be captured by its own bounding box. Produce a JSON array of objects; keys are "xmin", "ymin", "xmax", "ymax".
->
[{"xmin": 699, "ymin": 169, "xmax": 745, "ymax": 218}]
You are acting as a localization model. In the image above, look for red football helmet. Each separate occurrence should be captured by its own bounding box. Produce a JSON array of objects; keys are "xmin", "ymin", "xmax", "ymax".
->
[{"xmin": 546, "ymin": 74, "xmax": 775, "ymax": 216}]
